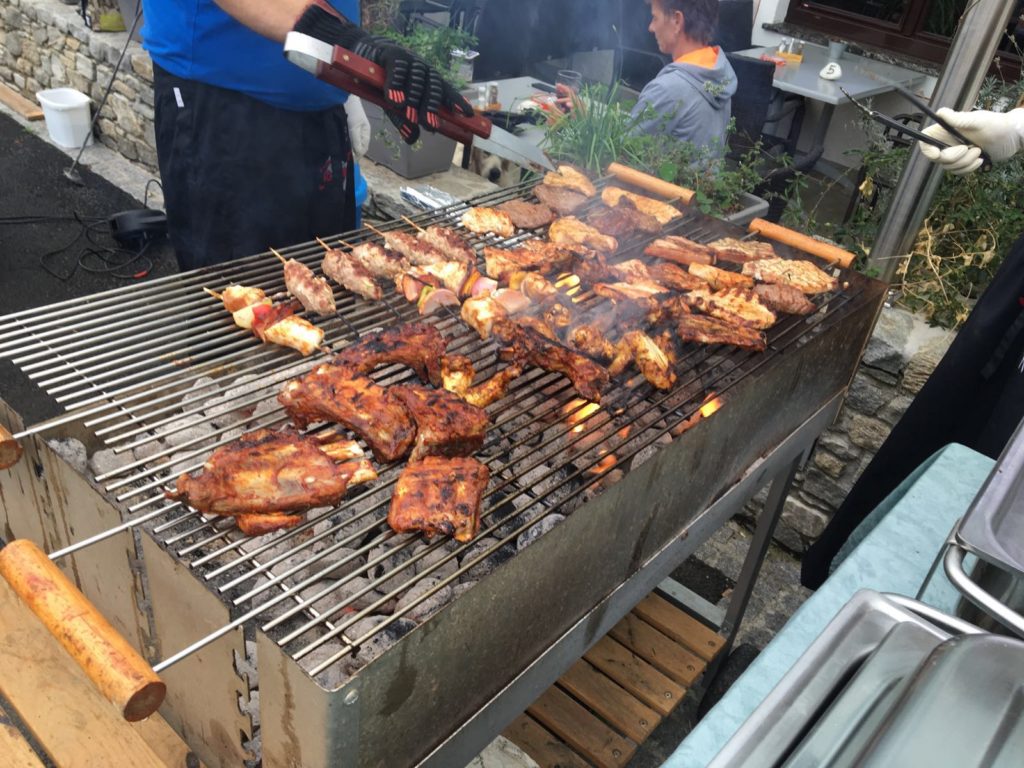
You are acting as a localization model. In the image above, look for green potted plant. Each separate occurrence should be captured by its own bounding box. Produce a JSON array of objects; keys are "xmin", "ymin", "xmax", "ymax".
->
[{"xmin": 362, "ymin": 24, "xmax": 478, "ymax": 179}]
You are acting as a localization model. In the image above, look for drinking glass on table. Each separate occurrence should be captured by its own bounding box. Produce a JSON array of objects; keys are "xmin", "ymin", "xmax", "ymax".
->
[{"xmin": 554, "ymin": 69, "xmax": 583, "ymax": 114}]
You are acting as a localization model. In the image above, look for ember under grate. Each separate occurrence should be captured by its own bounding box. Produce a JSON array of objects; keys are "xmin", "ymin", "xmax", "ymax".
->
[{"xmin": 0, "ymin": 175, "xmax": 862, "ymax": 690}]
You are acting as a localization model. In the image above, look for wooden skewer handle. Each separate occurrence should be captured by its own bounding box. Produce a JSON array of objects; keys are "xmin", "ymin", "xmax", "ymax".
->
[
  {"xmin": 606, "ymin": 163, "xmax": 695, "ymax": 205},
  {"xmin": 0, "ymin": 424, "xmax": 23, "ymax": 469},
  {"xmin": 748, "ymin": 218, "xmax": 856, "ymax": 269},
  {"xmin": 0, "ymin": 539, "xmax": 166, "ymax": 721}
]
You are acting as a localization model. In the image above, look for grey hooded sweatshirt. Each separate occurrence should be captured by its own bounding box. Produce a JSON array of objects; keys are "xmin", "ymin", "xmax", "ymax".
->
[{"xmin": 630, "ymin": 48, "xmax": 737, "ymax": 156}]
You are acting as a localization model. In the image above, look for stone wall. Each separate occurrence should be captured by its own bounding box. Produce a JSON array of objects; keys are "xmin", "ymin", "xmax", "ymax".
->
[
  {"xmin": 745, "ymin": 305, "xmax": 954, "ymax": 553},
  {"xmin": 0, "ymin": 0, "xmax": 157, "ymax": 168}
]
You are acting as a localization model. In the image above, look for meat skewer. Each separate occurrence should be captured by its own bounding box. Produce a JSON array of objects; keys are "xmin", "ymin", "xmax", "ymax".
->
[
  {"xmin": 402, "ymin": 217, "xmax": 477, "ymax": 267},
  {"xmin": 270, "ymin": 247, "xmax": 336, "ymax": 316},
  {"xmin": 315, "ymin": 238, "xmax": 383, "ymax": 301},
  {"xmin": 204, "ymin": 286, "xmax": 325, "ymax": 356}
]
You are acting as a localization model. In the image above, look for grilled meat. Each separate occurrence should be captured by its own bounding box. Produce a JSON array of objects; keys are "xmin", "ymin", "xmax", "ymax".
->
[
  {"xmin": 165, "ymin": 428, "xmax": 374, "ymax": 520},
  {"xmin": 543, "ymin": 165, "xmax": 597, "ymax": 197},
  {"xmin": 418, "ymin": 225, "xmax": 476, "ymax": 266},
  {"xmin": 601, "ymin": 187, "xmax": 682, "ymax": 225},
  {"xmin": 350, "ymin": 241, "xmax": 410, "ymax": 281},
  {"xmin": 572, "ymin": 249, "xmax": 611, "ymax": 284},
  {"xmin": 542, "ymin": 303, "xmax": 573, "ymax": 331},
  {"xmin": 388, "ymin": 456, "xmax": 490, "ymax": 542},
  {"xmin": 441, "ymin": 354, "xmax": 475, "ymax": 397},
  {"xmin": 549, "ymin": 217, "xmax": 618, "ymax": 253},
  {"xmin": 534, "ymin": 183, "xmax": 588, "ymax": 215},
  {"xmin": 281, "ymin": 256, "xmax": 336, "ymax": 316},
  {"xmin": 675, "ymin": 312, "xmax": 767, "ymax": 351},
  {"xmin": 508, "ymin": 271, "xmax": 560, "ymax": 305},
  {"xmin": 594, "ymin": 280, "xmax": 669, "ymax": 302},
  {"xmin": 408, "ymin": 260, "xmax": 471, "ymax": 294},
  {"xmin": 250, "ymin": 304, "xmax": 325, "ymax": 356},
  {"xmin": 381, "ymin": 229, "xmax": 453, "ymax": 272},
  {"xmin": 497, "ymin": 200, "xmax": 555, "ymax": 230},
  {"xmin": 516, "ymin": 315, "xmax": 559, "ymax": 341},
  {"xmin": 461, "ymin": 206, "xmax": 516, "ymax": 238},
  {"xmin": 688, "ymin": 262, "xmax": 755, "ymax": 291},
  {"xmin": 330, "ymin": 323, "xmax": 446, "ymax": 386},
  {"xmin": 608, "ymin": 259, "xmax": 652, "ymax": 283},
  {"xmin": 279, "ymin": 366, "xmax": 417, "ymax": 462},
  {"xmin": 742, "ymin": 258, "xmax": 839, "ymax": 294},
  {"xmin": 644, "ymin": 235, "xmax": 714, "ymax": 266},
  {"xmin": 649, "ymin": 262, "xmax": 709, "ymax": 292},
  {"xmin": 568, "ymin": 323, "xmax": 616, "ymax": 361},
  {"xmin": 494, "ymin": 320, "xmax": 610, "ymax": 402},
  {"xmin": 708, "ymin": 237, "xmax": 777, "ymax": 264},
  {"xmin": 483, "ymin": 242, "xmax": 575, "ymax": 281},
  {"xmin": 683, "ymin": 288, "xmax": 778, "ymax": 330},
  {"xmin": 461, "ymin": 295, "xmax": 509, "ymax": 340},
  {"xmin": 322, "ymin": 247, "xmax": 383, "ymax": 301},
  {"xmin": 441, "ymin": 354, "xmax": 525, "ymax": 407},
  {"xmin": 585, "ymin": 203, "xmax": 661, "ymax": 237},
  {"xmin": 608, "ymin": 331, "xmax": 677, "ymax": 390},
  {"xmin": 389, "ymin": 385, "xmax": 489, "ymax": 462},
  {"xmin": 754, "ymin": 283, "xmax": 817, "ymax": 316},
  {"xmin": 222, "ymin": 285, "xmax": 267, "ymax": 313}
]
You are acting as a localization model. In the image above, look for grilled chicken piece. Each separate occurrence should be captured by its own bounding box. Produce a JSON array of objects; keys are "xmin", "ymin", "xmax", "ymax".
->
[
  {"xmin": 497, "ymin": 200, "xmax": 555, "ymax": 229},
  {"xmin": 441, "ymin": 354, "xmax": 475, "ymax": 397},
  {"xmin": 389, "ymin": 385, "xmax": 489, "ymax": 461},
  {"xmin": 408, "ymin": 260, "xmax": 471, "ymax": 294},
  {"xmin": 463, "ymin": 363, "xmax": 524, "ymax": 407},
  {"xmin": 516, "ymin": 315, "xmax": 559, "ymax": 341},
  {"xmin": 165, "ymin": 428, "xmax": 373, "ymax": 519},
  {"xmin": 572, "ymin": 249, "xmax": 611, "ymax": 284},
  {"xmin": 676, "ymin": 313, "xmax": 767, "ymax": 351},
  {"xmin": 508, "ymin": 271, "xmax": 560, "ymax": 305},
  {"xmin": 279, "ymin": 367, "xmax": 417, "ymax": 462},
  {"xmin": 222, "ymin": 285, "xmax": 267, "ymax": 312},
  {"xmin": 601, "ymin": 187, "xmax": 682, "ymax": 225},
  {"xmin": 608, "ymin": 331, "xmax": 677, "ymax": 390},
  {"xmin": 742, "ymin": 258, "xmax": 839, "ymax": 294},
  {"xmin": 281, "ymin": 256, "xmax": 336, "ymax": 316},
  {"xmin": 644, "ymin": 235, "xmax": 714, "ymax": 266},
  {"xmin": 330, "ymin": 323, "xmax": 447, "ymax": 386},
  {"xmin": 544, "ymin": 164, "xmax": 597, "ymax": 197},
  {"xmin": 419, "ymin": 225, "xmax": 476, "ymax": 266},
  {"xmin": 461, "ymin": 295, "xmax": 509, "ymax": 340},
  {"xmin": 542, "ymin": 303, "xmax": 572, "ymax": 331},
  {"xmin": 585, "ymin": 203, "xmax": 661, "ymax": 237},
  {"xmin": 688, "ymin": 262, "xmax": 755, "ymax": 291},
  {"xmin": 683, "ymin": 288, "xmax": 778, "ymax": 330},
  {"xmin": 594, "ymin": 280, "xmax": 670, "ymax": 302},
  {"xmin": 350, "ymin": 241, "xmax": 410, "ymax": 280},
  {"xmin": 569, "ymin": 323, "xmax": 616, "ymax": 361},
  {"xmin": 461, "ymin": 206, "xmax": 516, "ymax": 238},
  {"xmin": 388, "ymin": 456, "xmax": 490, "ymax": 542},
  {"xmin": 250, "ymin": 305, "xmax": 325, "ymax": 356},
  {"xmin": 608, "ymin": 259, "xmax": 652, "ymax": 283},
  {"xmin": 708, "ymin": 237, "xmax": 777, "ymax": 264},
  {"xmin": 322, "ymin": 247, "xmax": 384, "ymax": 301},
  {"xmin": 534, "ymin": 183, "xmax": 588, "ymax": 215},
  {"xmin": 754, "ymin": 283, "xmax": 817, "ymax": 316},
  {"xmin": 483, "ymin": 243, "xmax": 575, "ymax": 281},
  {"xmin": 649, "ymin": 262, "xmax": 709, "ymax": 292},
  {"xmin": 549, "ymin": 217, "xmax": 618, "ymax": 253},
  {"xmin": 494, "ymin": 320, "xmax": 610, "ymax": 402}
]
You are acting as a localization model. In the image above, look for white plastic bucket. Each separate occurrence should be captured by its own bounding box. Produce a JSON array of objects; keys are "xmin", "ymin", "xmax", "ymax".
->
[{"xmin": 37, "ymin": 88, "xmax": 93, "ymax": 149}]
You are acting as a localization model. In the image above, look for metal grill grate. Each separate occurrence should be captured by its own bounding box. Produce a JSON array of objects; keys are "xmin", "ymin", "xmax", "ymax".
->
[{"xmin": 0, "ymin": 177, "xmax": 862, "ymax": 683}]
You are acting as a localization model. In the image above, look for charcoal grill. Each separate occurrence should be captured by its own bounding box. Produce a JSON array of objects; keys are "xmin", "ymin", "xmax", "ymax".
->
[{"xmin": 0, "ymin": 173, "xmax": 885, "ymax": 768}]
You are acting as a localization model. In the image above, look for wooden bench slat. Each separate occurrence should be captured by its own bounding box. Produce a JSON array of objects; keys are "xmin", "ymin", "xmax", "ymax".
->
[
  {"xmin": 584, "ymin": 635, "xmax": 686, "ymax": 716},
  {"xmin": 610, "ymin": 613, "xmax": 707, "ymax": 687},
  {"xmin": 0, "ymin": 701, "xmax": 45, "ymax": 768},
  {"xmin": 0, "ymin": 84, "xmax": 44, "ymax": 121},
  {"xmin": 558, "ymin": 659, "xmax": 661, "ymax": 744},
  {"xmin": 527, "ymin": 686, "xmax": 637, "ymax": 768},
  {"xmin": 635, "ymin": 593, "xmax": 724, "ymax": 662},
  {"xmin": 503, "ymin": 714, "xmax": 591, "ymax": 768}
]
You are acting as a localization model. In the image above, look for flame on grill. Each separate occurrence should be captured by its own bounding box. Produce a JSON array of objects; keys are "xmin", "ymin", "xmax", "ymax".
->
[
  {"xmin": 563, "ymin": 398, "xmax": 601, "ymax": 434},
  {"xmin": 555, "ymin": 273, "xmax": 586, "ymax": 303},
  {"xmin": 588, "ymin": 451, "xmax": 617, "ymax": 475},
  {"xmin": 700, "ymin": 397, "xmax": 723, "ymax": 418},
  {"xmin": 672, "ymin": 394, "xmax": 725, "ymax": 437}
]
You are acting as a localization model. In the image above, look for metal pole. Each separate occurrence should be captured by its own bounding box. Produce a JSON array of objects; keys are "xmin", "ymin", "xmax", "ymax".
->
[{"xmin": 868, "ymin": 0, "xmax": 1018, "ymax": 283}]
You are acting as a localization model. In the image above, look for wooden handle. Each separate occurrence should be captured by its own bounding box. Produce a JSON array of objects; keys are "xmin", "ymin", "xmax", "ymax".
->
[
  {"xmin": 748, "ymin": 218, "xmax": 856, "ymax": 269},
  {"xmin": 0, "ymin": 424, "xmax": 22, "ymax": 469},
  {"xmin": 0, "ymin": 540, "xmax": 165, "ymax": 721},
  {"xmin": 606, "ymin": 163, "xmax": 695, "ymax": 205}
]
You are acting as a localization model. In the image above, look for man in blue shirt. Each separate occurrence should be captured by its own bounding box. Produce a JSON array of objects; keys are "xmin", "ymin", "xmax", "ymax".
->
[{"xmin": 141, "ymin": 1, "xmax": 472, "ymax": 269}]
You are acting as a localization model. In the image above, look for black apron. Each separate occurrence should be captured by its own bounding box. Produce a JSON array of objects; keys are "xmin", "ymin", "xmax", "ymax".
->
[{"xmin": 802, "ymin": 232, "xmax": 1024, "ymax": 588}]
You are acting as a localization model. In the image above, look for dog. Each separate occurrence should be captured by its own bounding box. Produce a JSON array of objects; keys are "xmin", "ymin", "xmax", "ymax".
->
[{"xmin": 455, "ymin": 145, "xmax": 522, "ymax": 188}]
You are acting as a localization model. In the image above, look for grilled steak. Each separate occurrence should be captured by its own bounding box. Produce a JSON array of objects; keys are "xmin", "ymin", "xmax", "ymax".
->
[
  {"xmin": 600, "ymin": 187, "xmax": 682, "ymax": 225},
  {"xmin": 644, "ymin": 235, "xmax": 714, "ymax": 266},
  {"xmin": 586, "ymin": 204, "xmax": 661, "ymax": 237},
  {"xmin": 388, "ymin": 456, "xmax": 490, "ymax": 542},
  {"xmin": 390, "ymin": 385, "xmax": 490, "ymax": 461},
  {"xmin": 534, "ymin": 183, "xmax": 587, "ymax": 215},
  {"xmin": 330, "ymin": 323, "xmax": 447, "ymax": 386},
  {"xmin": 497, "ymin": 200, "xmax": 555, "ymax": 230},
  {"xmin": 754, "ymin": 283, "xmax": 817, "ymax": 315},
  {"xmin": 742, "ymin": 258, "xmax": 839, "ymax": 294},
  {"xmin": 549, "ymin": 216, "xmax": 618, "ymax": 253},
  {"xmin": 708, "ymin": 237, "xmax": 777, "ymax": 264},
  {"xmin": 675, "ymin": 313, "xmax": 767, "ymax": 351},
  {"xmin": 687, "ymin": 262, "xmax": 755, "ymax": 291},
  {"xmin": 648, "ymin": 262, "xmax": 709, "ymax": 292},
  {"xmin": 278, "ymin": 367, "xmax": 417, "ymax": 463}
]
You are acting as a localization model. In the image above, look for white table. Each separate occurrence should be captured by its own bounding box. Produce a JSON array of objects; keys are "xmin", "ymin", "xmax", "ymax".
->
[
  {"xmin": 734, "ymin": 44, "xmax": 926, "ymax": 177},
  {"xmin": 465, "ymin": 76, "xmax": 553, "ymax": 167}
]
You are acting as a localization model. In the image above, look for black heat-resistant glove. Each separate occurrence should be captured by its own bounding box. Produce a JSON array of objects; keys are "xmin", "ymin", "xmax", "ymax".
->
[{"xmin": 293, "ymin": 2, "xmax": 474, "ymax": 145}]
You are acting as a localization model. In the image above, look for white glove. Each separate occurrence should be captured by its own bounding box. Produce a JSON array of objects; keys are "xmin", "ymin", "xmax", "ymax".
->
[
  {"xmin": 346, "ymin": 96, "xmax": 371, "ymax": 161},
  {"xmin": 918, "ymin": 107, "xmax": 1024, "ymax": 175}
]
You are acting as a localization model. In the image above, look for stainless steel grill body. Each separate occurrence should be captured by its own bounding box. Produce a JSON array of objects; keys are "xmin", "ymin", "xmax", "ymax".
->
[{"xmin": 0, "ymin": 179, "xmax": 886, "ymax": 767}]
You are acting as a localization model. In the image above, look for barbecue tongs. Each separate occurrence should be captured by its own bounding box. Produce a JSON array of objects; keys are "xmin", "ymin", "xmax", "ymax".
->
[
  {"xmin": 841, "ymin": 84, "xmax": 992, "ymax": 170},
  {"xmin": 284, "ymin": 32, "xmax": 555, "ymax": 171}
]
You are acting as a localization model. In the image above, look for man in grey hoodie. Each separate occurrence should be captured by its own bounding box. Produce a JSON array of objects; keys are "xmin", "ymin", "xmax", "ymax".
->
[{"xmin": 631, "ymin": 0, "xmax": 737, "ymax": 156}]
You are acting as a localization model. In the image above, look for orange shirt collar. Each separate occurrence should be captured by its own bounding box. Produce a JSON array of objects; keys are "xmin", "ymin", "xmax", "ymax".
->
[{"xmin": 674, "ymin": 45, "xmax": 719, "ymax": 69}]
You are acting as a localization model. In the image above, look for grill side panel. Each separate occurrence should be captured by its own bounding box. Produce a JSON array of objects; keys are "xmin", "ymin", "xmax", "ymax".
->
[{"xmin": 256, "ymin": 272, "xmax": 886, "ymax": 768}]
